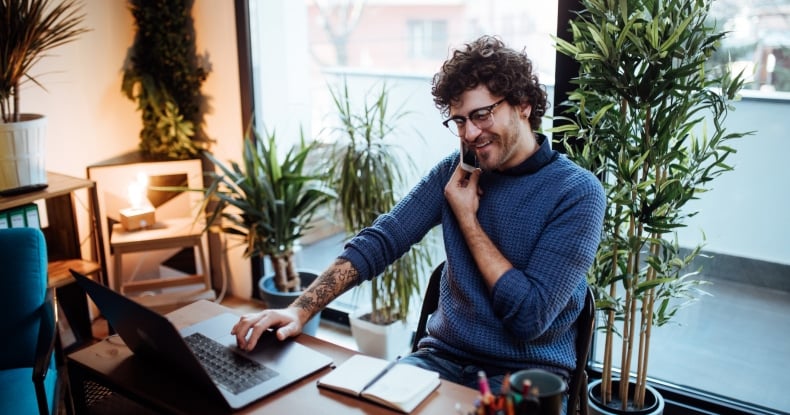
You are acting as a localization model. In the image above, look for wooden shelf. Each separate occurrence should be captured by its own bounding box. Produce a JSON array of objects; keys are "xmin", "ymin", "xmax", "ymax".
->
[
  {"xmin": 47, "ymin": 259, "xmax": 101, "ymax": 289},
  {"xmin": 0, "ymin": 171, "xmax": 108, "ymax": 350}
]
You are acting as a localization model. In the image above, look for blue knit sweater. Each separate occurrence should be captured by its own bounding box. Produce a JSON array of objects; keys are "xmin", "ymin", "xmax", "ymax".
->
[{"xmin": 340, "ymin": 135, "xmax": 605, "ymax": 377}]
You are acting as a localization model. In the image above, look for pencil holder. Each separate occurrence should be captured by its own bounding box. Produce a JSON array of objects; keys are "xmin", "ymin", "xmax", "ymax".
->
[{"xmin": 508, "ymin": 369, "xmax": 567, "ymax": 415}]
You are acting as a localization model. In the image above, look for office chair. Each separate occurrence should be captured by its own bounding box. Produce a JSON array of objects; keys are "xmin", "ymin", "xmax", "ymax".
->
[
  {"xmin": 567, "ymin": 285, "xmax": 595, "ymax": 415},
  {"xmin": 411, "ymin": 261, "xmax": 596, "ymax": 415},
  {"xmin": 0, "ymin": 228, "xmax": 70, "ymax": 415},
  {"xmin": 412, "ymin": 261, "xmax": 444, "ymax": 353}
]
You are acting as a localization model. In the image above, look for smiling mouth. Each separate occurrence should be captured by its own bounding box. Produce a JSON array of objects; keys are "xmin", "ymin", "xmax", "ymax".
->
[{"xmin": 474, "ymin": 140, "xmax": 492, "ymax": 149}]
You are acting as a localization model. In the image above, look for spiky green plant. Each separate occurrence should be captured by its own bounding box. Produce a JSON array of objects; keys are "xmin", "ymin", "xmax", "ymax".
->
[
  {"xmin": 1, "ymin": 0, "xmax": 89, "ymax": 122},
  {"xmin": 324, "ymin": 80, "xmax": 433, "ymax": 325},
  {"xmin": 202, "ymin": 127, "xmax": 336, "ymax": 292},
  {"xmin": 553, "ymin": 0, "xmax": 752, "ymax": 410}
]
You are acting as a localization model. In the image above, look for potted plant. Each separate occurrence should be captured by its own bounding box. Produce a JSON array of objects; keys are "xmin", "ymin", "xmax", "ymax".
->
[
  {"xmin": 201, "ymin": 126, "xmax": 336, "ymax": 335},
  {"xmin": 553, "ymin": 0, "xmax": 751, "ymax": 413},
  {"xmin": 323, "ymin": 80, "xmax": 434, "ymax": 359},
  {"xmin": 121, "ymin": 0, "xmax": 211, "ymax": 160},
  {"xmin": 0, "ymin": 0, "xmax": 88, "ymax": 195}
]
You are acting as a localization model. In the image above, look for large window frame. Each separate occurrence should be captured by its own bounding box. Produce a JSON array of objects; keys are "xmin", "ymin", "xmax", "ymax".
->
[{"xmin": 235, "ymin": 1, "xmax": 788, "ymax": 414}]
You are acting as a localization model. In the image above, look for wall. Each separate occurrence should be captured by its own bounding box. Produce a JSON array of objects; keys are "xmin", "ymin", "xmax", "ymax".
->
[{"xmin": 22, "ymin": 1, "xmax": 247, "ymax": 297}]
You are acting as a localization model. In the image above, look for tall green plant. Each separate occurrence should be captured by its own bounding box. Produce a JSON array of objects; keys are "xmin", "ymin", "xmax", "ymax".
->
[
  {"xmin": 324, "ymin": 81, "xmax": 433, "ymax": 325},
  {"xmin": 0, "ymin": 0, "xmax": 89, "ymax": 122},
  {"xmin": 202, "ymin": 127, "xmax": 336, "ymax": 292},
  {"xmin": 553, "ymin": 0, "xmax": 751, "ymax": 410},
  {"xmin": 122, "ymin": 0, "xmax": 210, "ymax": 159}
]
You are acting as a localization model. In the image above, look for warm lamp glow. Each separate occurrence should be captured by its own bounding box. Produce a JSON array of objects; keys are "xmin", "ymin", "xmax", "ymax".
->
[
  {"xmin": 120, "ymin": 172, "xmax": 156, "ymax": 231},
  {"xmin": 127, "ymin": 172, "xmax": 151, "ymax": 209}
]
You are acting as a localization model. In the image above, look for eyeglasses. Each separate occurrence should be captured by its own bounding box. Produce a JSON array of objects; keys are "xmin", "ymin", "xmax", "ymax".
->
[{"xmin": 442, "ymin": 98, "xmax": 506, "ymax": 137}]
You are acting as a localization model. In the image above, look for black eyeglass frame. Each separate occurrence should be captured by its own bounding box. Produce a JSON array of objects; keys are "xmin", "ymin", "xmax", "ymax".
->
[{"xmin": 441, "ymin": 98, "xmax": 507, "ymax": 136}]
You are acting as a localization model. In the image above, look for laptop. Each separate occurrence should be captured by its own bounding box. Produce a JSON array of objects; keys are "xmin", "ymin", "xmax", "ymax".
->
[{"xmin": 70, "ymin": 269, "xmax": 333, "ymax": 411}]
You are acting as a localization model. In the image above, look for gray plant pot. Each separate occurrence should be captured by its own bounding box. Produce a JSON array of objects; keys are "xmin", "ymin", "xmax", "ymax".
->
[
  {"xmin": 587, "ymin": 379, "xmax": 665, "ymax": 415},
  {"xmin": 258, "ymin": 270, "xmax": 321, "ymax": 336}
]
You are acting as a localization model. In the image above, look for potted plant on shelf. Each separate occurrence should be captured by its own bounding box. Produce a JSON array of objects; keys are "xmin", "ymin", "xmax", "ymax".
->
[
  {"xmin": 322, "ymin": 80, "xmax": 434, "ymax": 360},
  {"xmin": 0, "ymin": 0, "xmax": 89, "ymax": 195},
  {"xmin": 201, "ymin": 126, "xmax": 336, "ymax": 335},
  {"xmin": 552, "ymin": 0, "xmax": 751, "ymax": 413}
]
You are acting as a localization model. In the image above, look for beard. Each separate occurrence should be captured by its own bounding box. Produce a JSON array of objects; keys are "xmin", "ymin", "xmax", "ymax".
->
[{"xmin": 477, "ymin": 114, "xmax": 521, "ymax": 171}]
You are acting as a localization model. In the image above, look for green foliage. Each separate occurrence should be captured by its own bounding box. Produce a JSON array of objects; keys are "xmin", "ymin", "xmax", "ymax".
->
[
  {"xmin": 552, "ymin": 0, "xmax": 752, "ymax": 409},
  {"xmin": 323, "ymin": 80, "xmax": 433, "ymax": 325},
  {"xmin": 0, "ymin": 0, "xmax": 89, "ymax": 122},
  {"xmin": 202, "ymin": 127, "xmax": 336, "ymax": 292},
  {"xmin": 121, "ymin": 0, "xmax": 210, "ymax": 159}
]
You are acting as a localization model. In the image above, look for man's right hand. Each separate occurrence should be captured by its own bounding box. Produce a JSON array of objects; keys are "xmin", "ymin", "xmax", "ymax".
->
[
  {"xmin": 444, "ymin": 164, "xmax": 483, "ymax": 225},
  {"xmin": 231, "ymin": 307, "xmax": 305, "ymax": 351}
]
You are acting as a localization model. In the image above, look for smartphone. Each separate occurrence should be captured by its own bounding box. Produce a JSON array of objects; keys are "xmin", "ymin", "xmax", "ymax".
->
[{"xmin": 460, "ymin": 141, "xmax": 477, "ymax": 172}]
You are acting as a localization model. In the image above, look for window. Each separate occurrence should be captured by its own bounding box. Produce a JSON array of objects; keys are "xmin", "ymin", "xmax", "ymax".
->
[
  {"xmin": 243, "ymin": 0, "xmax": 559, "ymax": 322},
  {"xmin": 241, "ymin": 1, "xmax": 788, "ymax": 413},
  {"xmin": 407, "ymin": 19, "xmax": 449, "ymax": 59},
  {"xmin": 709, "ymin": 0, "xmax": 790, "ymax": 93}
]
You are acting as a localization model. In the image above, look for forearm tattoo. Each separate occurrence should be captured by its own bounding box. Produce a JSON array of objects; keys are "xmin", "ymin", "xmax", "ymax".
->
[{"xmin": 293, "ymin": 259, "xmax": 358, "ymax": 315}]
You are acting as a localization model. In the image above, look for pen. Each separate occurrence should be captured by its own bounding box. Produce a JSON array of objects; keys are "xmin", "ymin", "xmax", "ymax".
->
[
  {"xmin": 477, "ymin": 370, "xmax": 492, "ymax": 396},
  {"xmin": 359, "ymin": 355, "xmax": 401, "ymax": 395}
]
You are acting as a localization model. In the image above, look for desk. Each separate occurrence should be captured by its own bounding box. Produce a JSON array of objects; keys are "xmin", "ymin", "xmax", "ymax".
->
[{"xmin": 67, "ymin": 300, "xmax": 477, "ymax": 414}]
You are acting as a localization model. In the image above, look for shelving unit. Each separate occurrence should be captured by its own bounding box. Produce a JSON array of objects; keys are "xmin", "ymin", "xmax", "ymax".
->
[{"xmin": 0, "ymin": 172, "xmax": 107, "ymax": 349}]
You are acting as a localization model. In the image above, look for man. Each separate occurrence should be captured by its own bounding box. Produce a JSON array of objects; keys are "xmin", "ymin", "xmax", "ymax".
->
[{"xmin": 232, "ymin": 35, "xmax": 605, "ymax": 402}]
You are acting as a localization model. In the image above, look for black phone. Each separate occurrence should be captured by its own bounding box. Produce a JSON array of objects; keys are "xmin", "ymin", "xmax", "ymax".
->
[{"xmin": 460, "ymin": 141, "xmax": 476, "ymax": 172}]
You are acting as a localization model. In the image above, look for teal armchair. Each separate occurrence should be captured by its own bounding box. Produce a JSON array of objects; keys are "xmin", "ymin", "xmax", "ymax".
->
[{"xmin": 0, "ymin": 227, "xmax": 68, "ymax": 415}]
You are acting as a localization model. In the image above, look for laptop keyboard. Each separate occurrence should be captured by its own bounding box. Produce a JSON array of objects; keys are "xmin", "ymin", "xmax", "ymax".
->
[{"xmin": 184, "ymin": 332, "xmax": 279, "ymax": 395}]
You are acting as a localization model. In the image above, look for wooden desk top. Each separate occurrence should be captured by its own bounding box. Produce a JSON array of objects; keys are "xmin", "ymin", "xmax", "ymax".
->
[{"xmin": 68, "ymin": 300, "xmax": 477, "ymax": 414}]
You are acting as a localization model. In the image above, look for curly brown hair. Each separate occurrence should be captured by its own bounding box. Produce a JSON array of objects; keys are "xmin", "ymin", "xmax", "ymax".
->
[{"xmin": 431, "ymin": 35, "xmax": 548, "ymax": 131}]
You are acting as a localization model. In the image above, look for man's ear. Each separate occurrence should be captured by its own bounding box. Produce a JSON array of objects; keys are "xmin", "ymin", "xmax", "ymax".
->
[{"xmin": 520, "ymin": 103, "xmax": 532, "ymax": 119}]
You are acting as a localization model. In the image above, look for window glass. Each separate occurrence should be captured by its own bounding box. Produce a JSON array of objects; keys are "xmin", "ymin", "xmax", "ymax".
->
[
  {"xmin": 246, "ymin": 1, "xmax": 788, "ymax": 413},
  {"xmin": 246, "ymin": 0, "xmax": 559, "ymax": 324},
  {"xmin": 588, "ymin": 1, "xmax": 790, "ymax": 413},
  {"xmin": 709, "ymin": 0, "xmax": 790, "ymax": 93}
]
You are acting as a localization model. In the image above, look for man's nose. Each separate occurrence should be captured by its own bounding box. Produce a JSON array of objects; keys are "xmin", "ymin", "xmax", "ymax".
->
[{"xmin": 462, "ymin": 121, "xmax": 482, "ymax": 141}]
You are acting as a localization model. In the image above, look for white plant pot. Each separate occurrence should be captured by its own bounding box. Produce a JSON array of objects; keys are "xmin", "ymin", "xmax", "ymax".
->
[
  {"xmin": 349, "ymin": 307, "xmax": 412, "ymax": 360},
  {"xmin": 0, "ymin": 114, "xmax": 48, "ymax": 195}
]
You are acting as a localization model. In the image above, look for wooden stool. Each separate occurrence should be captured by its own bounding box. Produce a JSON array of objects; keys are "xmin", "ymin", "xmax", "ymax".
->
[{"xmin": 110, "ymin": 217, "xmax": 215, "ymax": 313}]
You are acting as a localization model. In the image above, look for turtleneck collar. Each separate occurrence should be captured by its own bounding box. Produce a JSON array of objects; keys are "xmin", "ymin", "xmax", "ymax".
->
[{"xmin": 495, "ymin": 133, "xmax": 558, "ymax": 176}]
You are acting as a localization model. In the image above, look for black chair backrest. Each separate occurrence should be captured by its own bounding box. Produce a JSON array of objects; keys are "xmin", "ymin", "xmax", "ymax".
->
[
  {"xmin": 412, "ymin": 261, "xmax": 444, "ymax": 352},
  {"xmin": 568, "ymin": 285, "xmax": 596, "ymax": 415},
  {"xmin": 411, "ymin": 262, "xmax": 595, "ymax": 415}
]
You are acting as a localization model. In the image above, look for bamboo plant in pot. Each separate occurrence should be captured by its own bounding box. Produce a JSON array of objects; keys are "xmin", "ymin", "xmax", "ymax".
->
[
  {"xmin": 323, "ymin": 81, "xmax": 434, "ymax": 359},
  {"xmin": 553, "ymin": 0, "xmax": 751, "ymax": 413},
  {"xmin": 201, "ymin": 127, "xmax": 336, "ymax": 335},
  {"xmin": 0, "ymin": 0, "xmax": 88, "ymax": 195}
]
